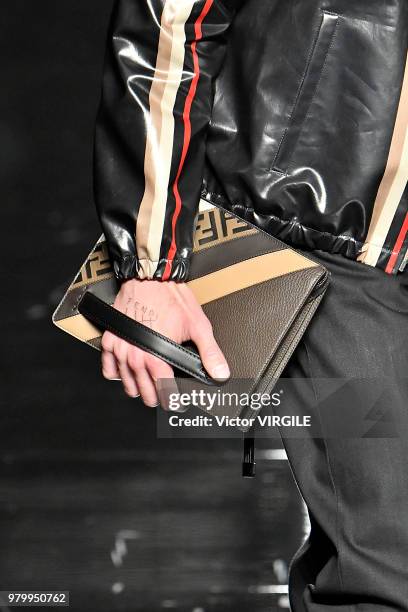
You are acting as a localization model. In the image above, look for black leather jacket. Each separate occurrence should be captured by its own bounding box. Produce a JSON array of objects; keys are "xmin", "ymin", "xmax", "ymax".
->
[{"xmin": 94, "ymin": 0, "xmax": 408, "ymax": 281}]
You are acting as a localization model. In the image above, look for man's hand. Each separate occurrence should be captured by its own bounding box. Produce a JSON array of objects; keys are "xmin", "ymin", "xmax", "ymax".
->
[{"xmin": 101, "ymin": 279, "xmax": 230, "ymax": 406}]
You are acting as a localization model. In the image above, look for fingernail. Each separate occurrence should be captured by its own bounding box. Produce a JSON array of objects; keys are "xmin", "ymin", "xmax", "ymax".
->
[{"xmin": 212, "ymin": 363, "xmax": 230, "ymax": 380}]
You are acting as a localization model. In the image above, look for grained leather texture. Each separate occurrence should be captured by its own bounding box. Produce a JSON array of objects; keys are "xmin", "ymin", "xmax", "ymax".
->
[
  {"xmin": 203, "ymin": 267, "xmax": 324, "ymax": 379},
  {"xmin": 183, "ymin": 266, "xmax": 326, "ymax": 425}
]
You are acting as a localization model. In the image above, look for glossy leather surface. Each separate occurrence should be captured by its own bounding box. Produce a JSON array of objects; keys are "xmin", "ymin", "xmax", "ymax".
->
[
  {"xmin": 94, "ymin": 0, "xmax": 239, "ymax": 281},
  {"xmin": 203, "ymin": 0, "xmax": 408, "ymax": 266},
  {"xmin": 94, "ymin": 0, "xmax": 408, "ymax": 279}
]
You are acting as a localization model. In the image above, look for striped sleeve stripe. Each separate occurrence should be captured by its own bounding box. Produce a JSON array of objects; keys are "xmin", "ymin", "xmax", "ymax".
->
[
  {"xmin": 163, "ymin": 0, "xmax": 215, "ymax": 280},
  {"xmin": 385, "ymin": 211, "xmax": 408, "ymax": 273},
  {"xmin": 135, "ymin": 0, "xmax": 196, "ymax": 279},
  {"xmin": 399, "ymin": 244, "xmax": 408, "ymax": 272},
  {"xmin": 358, "ymin": 52, "xmax": 408, "ymax": 271}
]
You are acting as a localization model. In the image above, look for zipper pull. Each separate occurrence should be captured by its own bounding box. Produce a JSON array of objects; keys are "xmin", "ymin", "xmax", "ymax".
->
[{"xmin": 242, "ymin": 435, "xmax": 256, "ymax": 478}]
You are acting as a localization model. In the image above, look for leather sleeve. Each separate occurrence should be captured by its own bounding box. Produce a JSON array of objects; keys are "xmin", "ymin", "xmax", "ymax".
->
[{"xmin": 94, "ymin": 0, "xmax": 240, "ymax": 281}]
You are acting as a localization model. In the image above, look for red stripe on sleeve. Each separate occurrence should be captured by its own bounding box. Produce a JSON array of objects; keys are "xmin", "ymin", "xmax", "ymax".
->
[
  {"xmin": 162, "ymin": 0, "xmax": 214, "ymax": 280},
  {"xmin": 385, "ymin": 211, "xmax": 408, "ymax": 274}
]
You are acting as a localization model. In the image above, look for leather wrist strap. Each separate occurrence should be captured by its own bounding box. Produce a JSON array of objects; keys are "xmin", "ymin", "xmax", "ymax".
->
[{"xmin": 78, "ymin": 291, "xmax": 218, "ymax": 385}]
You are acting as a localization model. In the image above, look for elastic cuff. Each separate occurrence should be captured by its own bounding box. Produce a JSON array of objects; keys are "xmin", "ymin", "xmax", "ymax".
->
[
  {"xmin": 113, "ymin": 253, "xmax": 191, "ymax": 282},
  {"xmin": 113, "ymin": 255, "xmax": 138, "ymax": 281}
]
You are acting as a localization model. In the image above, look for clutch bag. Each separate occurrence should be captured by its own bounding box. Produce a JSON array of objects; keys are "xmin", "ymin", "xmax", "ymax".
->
[{"xmin": 53, "ymin": 202, "xmax": 329, "ymax": 469}]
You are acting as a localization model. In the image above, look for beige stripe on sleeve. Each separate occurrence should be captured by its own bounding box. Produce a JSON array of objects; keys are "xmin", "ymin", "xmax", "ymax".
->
[
  {"xmin": 136, "ymin": 0, "xmax": 196, "ymax": 278},
  {"xmin": 358, "ymin": 52, "xmax": 408, "ymax": 267}
]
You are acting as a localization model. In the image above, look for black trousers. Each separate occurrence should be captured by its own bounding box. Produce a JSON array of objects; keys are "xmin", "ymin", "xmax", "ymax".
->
[{"xmin": 279, "ymin": 251, "xmax": 408, "ymax": 611}]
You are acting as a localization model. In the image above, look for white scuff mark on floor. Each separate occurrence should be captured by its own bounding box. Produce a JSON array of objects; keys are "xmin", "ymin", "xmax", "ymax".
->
[
  {"xmin": 111, "ymin": 582, "xmax": 125, "ymax": 595},
  {"xmin": 273, "ymin": 558, "xmax": 288, "ymax": 583},
  {"xmin": 248, "ymin": 584, "xmax": 289, "ymax": 594},
  {"xmin": 26, "ymin": 304, "xmax": 48, "ymax": 320},
  {"xmin": 278, "ymin": 594, "xmax": 290, "ymax": 608},
  {"xmin": 258, "ymin": 449, "xmax": 288, "ymax": 460},
  {"xmin": 110, "ymin": 529, "xmax": 140, "ymax": 567}
]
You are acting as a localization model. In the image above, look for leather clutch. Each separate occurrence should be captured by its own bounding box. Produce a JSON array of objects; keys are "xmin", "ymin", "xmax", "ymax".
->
[{"xmin": 53, "ymin": 203, "xmax": 329, "ymax": 447}]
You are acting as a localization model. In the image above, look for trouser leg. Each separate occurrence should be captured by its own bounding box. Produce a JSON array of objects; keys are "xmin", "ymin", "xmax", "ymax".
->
[{"xmin": 277, "ymin": 251, "xmax": 408, "ymax": 611}]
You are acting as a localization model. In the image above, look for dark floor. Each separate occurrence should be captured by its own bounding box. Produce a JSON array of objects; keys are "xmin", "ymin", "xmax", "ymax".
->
[
  {"xmin": 0, "ymin": 2, "xmax": 305, "ymax": 610},
  {"xmin": 0, "ymin": 445, "xmax": 304, "ymax": 612}
]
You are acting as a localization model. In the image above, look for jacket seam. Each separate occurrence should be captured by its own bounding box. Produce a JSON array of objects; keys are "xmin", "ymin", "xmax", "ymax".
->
[
  {"xmin": 286, "ymin": 11, "xmax": 340, "ymax": 172},
  {"xmin": 286, "ymin": 15, "xmax": 340, "ymax": 173},
  {"xmin": 271, "ymin": 9, "xmax": 334, "ymax": 173},
  {"xmin": 215, "ymin": 0, "xmax": 234, "ymax": 19}
]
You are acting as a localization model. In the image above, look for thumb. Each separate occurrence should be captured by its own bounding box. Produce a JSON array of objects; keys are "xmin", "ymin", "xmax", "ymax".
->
[{"xmin": 189, "ymin": 317, "xmax": 230, "ymax": 381}]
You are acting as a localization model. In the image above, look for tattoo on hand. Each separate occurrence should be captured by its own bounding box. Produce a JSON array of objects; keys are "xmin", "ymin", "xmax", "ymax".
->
[{"xmin": 134, "ymin": 301, "xmax": 158, "ymax": 327}]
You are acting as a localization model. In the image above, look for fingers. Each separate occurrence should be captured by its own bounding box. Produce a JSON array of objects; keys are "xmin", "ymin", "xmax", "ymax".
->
[
  {"xmin": 101, "ymin": 350, "xmax": 120, "ymax": 381},
  {"xmin": 134, "ymin": 369, "xmax": 159, "ymax": 407},
  {"xmin": 114, "ymin": 341, "xmax": 140, "ymax": 399},
  {"xmin": 128, "ymin": 347, "xmax": 160, "ymax": 407},
  {"xmin": 117, "ymin": 360, "xmax": 140, "ymax": 399},
  {"xmin": 102, "ymin": 332, "xmax": 140, "ymax": 398},
  {"xmin": 145, "ymin": 354, "xmax": 175, "ymax": 384},
  {"xmin": 145, "ymin": 354, "xmax": 178, "ymax": 409},
  {"xmin": 102, "ymin": 332, "xmax": 176, "ymax": 407},
  {"xmin": 101, "ymin": 332, "xmax": 120, "ymax": 380},
  {"xmin": 190, "ymin": 318, "xmax": 230, "ymax": 381}
]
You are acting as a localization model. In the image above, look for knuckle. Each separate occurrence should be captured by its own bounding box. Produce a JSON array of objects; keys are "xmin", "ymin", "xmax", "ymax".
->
[
  {"xmin": 160, "ymin": 363, "xmax": 174, "ymax": 379},
  {"xmin": 200, "ymin": 316, "xmax": 214, "ymax": 334},
  {"xmin": 146, "ymin": 356, "xmax": 172, "ymax": 382},
  {"xmin": 145, "ymin": 354, "xmax": 162, "ymax": 371},
  {"xmin": 128, "ymin": 351, "xmax": 143, "ymax": 372},
  {"xmin": 113, "ymin": 342, "xmax": 126, "ymax": 362},
  {"xmin": 204, "ymin": 346, "xmax": 222, "ymax": 361},
  {"xmin": 101, "ymin": 332, "xmax": 114, "ymax": 352},
  {"xmin": 134, "ymin": 368, "xmax": 150, "ymax": 387}
]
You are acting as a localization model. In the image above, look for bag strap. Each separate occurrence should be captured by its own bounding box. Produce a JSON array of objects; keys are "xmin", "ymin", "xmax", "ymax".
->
[{"xmin": 78, "ymin": 291, "xmax": 218, "ymax": 385}]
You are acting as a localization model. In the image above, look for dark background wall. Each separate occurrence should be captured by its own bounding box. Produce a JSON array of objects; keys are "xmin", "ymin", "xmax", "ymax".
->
[
  {"xmin": 0, "ymin": 3, "xmax": 303, "ymax": 611},
  {"xmin": 1, "ymin": 0, "xmax": 114, "ymax": 454}
]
